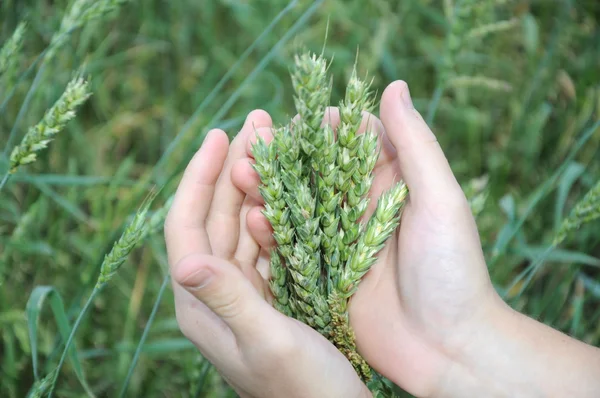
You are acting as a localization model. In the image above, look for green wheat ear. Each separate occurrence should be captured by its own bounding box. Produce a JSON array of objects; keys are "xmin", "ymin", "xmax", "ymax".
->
[
  {"xmin": 252, "ymin": 50, "xmax": 408, "ymax": 392},
  {"xmin": 554, "ymin": 180, "xmax": 600, "ymax": 246},
  {"xmin": 9, "ymin": 76, "xmax": 91, "ymax": 173}
]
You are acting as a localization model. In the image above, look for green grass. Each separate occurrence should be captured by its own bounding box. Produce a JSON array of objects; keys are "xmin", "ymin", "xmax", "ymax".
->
[{"xmin": 1, "ymin": 0, "xmax": 599, "ymax": 396}]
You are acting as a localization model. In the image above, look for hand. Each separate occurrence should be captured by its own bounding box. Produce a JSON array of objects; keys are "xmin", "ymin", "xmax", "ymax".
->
[
  {"xmin": 165, "ymin": 110, "xmax": 371, "ymax": 398},
  {"xmin": 233, "ymin": 82, "xmax": 495, "ymax": 396},
  {"xmin": 234, "ymin": 82, "xmax": 600, "ymax": 397}
]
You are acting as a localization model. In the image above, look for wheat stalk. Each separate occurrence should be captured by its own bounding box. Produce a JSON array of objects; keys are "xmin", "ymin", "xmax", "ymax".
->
[
  {"xmin": 45, "ymin": 189, "xmax": 158, "ymax": 397},
  {"xmin": 252, "ymin": 51, "xmax": 408, "ymax": 389},
  {"xmin": 9, "ymin": 77, "xmax": 91, "ymax": 174}
]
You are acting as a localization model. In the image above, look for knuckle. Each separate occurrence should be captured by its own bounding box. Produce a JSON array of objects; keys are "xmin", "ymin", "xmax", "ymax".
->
[{"xmin": 211, "ymin": 291, "xmax": 245, "ymax": 320}]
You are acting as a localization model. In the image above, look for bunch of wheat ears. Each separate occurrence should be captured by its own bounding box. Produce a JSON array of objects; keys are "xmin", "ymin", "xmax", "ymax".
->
[{"xmin": 252, "ymin": 51, "xmax": 408, "ymax": 389}]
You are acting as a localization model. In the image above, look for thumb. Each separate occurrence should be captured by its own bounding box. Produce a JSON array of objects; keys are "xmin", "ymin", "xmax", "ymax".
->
[
  {"xmin": 380, "ymin": 81, "xmax": 464, "ymax": 204},
  {"xmin": 173, "ymin": 253, "xmax": 272, "ymax": 345}
]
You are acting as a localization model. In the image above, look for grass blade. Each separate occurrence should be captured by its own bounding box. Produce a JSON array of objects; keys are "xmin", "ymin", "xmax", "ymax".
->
[
  {"xmin": 26, "ymin": 286, "xmax": 94, "ymax": 396},
  {"xmin": 153, "ymin": 0, "xmax": 299, "ymax": 177},
  {"xmin": 491, "ymin": 119, "xmax": 600, "ymax": 263}
]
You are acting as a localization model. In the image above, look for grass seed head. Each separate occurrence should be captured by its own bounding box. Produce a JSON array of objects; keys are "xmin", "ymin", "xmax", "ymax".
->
[
  {"xmin": 50, "ymin": 0, "xmax": 129, "ymax": 58},
  {"xmin": 9, "ymin": 77, "xmax": 91, "ymax": 173},
  {"xmin": 95, "ymin": 190, "xmax": 157, "ymax": 288},
  {"xmin": 554, "ymin": 180, "xmax": 600, "ymax": 245},
  {"xmin": 0, "ymin": 22, "xmax": 26, "ymax": 77}
]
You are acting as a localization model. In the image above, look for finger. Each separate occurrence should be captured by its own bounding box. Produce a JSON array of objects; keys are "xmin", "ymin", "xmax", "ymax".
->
[
  {"xmin": 247, "ymin": 206, "xmax": 276, "ymax": 249},
  {"xmin": 172, "ymin": 283, "xmax": 237, "ymax": 362},
  {"xmin": 234, "ymin": 197, "xmax": 268, "ymax": 296},
  {"xmin": 173, "ymin": 252, "xmax": 277, "ymax": 347},
  {"xmin": 323, "ymin": 107, "xmax": 399, "ymax": 218},
  {"xmin": 165, "ymin": 129, "xmax": 229, "ymax": 265},
  {"xmin": 231, "ymin": 158, "xmax": 263, "ymax": 203},
  {"xmin": 380, "ymin": 80, "xmax": 464, "ymax": 203},
  {"xmin": 255, "ymin": 248, "xmax": 273, "ymax": 288},
  {"xmin": 322, "ymin": 106, "xmax": 340, "ymax": 129},
  {"xmin": 318, "ymin": 107, "xmax": 396, "ymax": 167},
  {"xmin": 246, "ymin": 126, "xmax": 274, "ymax": 159},
  {"xmin": 207, "ymin": 110, "xmax": 272, "ymax": 258}
]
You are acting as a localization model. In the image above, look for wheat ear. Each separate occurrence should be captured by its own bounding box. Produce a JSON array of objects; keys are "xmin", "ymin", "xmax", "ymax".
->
[
  {"xmin": 554, "ymin": 180, "xmax": 600, "ymax": 245},
  {"xmin": 9, "ymin": 77, "xmax": 91, "ymax": 173}
]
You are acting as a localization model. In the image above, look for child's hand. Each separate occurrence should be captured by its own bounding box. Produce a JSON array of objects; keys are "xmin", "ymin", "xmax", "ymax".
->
[
  {"xmin": 234, "ymin": 83, "xmax": 600, "ymax": 397},
  {"xmin": 165, "ymin": 111, "xmax": 371, "ymax": 398}
]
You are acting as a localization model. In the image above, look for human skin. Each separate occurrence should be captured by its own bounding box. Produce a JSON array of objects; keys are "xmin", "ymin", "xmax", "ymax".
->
[
  {"xmin": 165, "ymin": 110, "xmax": 371, "ymax": 398},
  {"xmin": 167, "ymin": 81, "xmax": 600, "ymax": 398}
]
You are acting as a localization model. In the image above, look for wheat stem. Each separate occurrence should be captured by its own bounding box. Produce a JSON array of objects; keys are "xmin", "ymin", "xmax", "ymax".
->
[
  {"xmin": 0, "ymin": 172, "xmax": 9, "ymax": 193},
  {"xmin": 47, "ymin": 288, "xmax": 99, "ymax": 398},
  {"xmin": 118, "ymin": 274, "xmax": 171, "ymax": 398}
]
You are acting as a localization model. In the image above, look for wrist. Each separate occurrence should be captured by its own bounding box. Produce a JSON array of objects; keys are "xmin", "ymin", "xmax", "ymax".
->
[
  {"xmin": 432, "ymin": 296, "xmax": 516, "ymax": 398},
  {"xmin": 435, "ymin": 295, "xmax": 600, "ymax": 398}
]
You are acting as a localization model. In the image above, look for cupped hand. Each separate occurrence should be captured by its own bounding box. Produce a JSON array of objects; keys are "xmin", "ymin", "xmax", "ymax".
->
[
  {"xmin": 165, "ymin": 110, "xmax": 370, "ymax": 398},
  {"xmin": 233, "ymin": 83, "xmax": 506, "ymax": 397}
]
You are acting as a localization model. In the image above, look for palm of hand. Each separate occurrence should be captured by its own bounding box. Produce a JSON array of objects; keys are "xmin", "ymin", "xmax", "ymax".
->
[
  {"xmin": 346, "ymin": 106, "xmax": 497, "ymax": 396},
  {"xmin": 235, "ymin": 83, "xmax": 500, "ymax": 396}
]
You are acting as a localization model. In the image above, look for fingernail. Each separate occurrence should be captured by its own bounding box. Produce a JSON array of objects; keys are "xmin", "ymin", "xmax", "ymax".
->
[
  {"xmin": 400, "ymin": 84, "xmax": 414, "ymax": 109},
  {"xmin": 182, "ymin": 268, "xmax": 213, "ymax": 290}
]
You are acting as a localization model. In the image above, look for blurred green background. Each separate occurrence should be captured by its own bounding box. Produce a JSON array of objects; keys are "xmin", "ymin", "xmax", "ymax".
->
[{"xmin": 1, "ymin": 0, "xmax": 599, "ymax": 396}]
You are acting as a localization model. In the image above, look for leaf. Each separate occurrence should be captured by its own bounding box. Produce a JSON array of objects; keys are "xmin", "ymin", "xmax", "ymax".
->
[
  {"xmin": 26, "ymin": 286, "xmax": 94, "ymax": 396},
  {"xmin": 554, "ymin": 162, "xmax": 585, "ymax": 230},
  {"xmin": 579, "ymin": 273, "xmax": 600, "ymax": 299},
  {"xmin": 522, "ymin": 13, "xmax": 539, "ymax": 55},
  {"xmin": 32, "ymin": 181, "xmax": 96, "ymax": 228},
  {"xmin": 490, "ymin": 120, "xmax": 600, "ymax": 264},
  {"xmin": 491, "ymin": 194, "xmax": 517, "ymax": 258},
  {"xmin": 12, "ymin": 173, "xmax": 137, "ymax": 186},
  {"xmin": 115, "ymin": 338, "xmax": 195, "ymax": 355},
  {"xmin": 518, "ymin": 245, "xmax": 600, "ymax": 268},
  {"xmin": 499, "ymin": 194, "xmax": 516, "ymax": 220}
]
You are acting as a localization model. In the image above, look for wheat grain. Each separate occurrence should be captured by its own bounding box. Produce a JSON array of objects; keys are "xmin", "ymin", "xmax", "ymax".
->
[
  {"xmin": 252, "ymin": 133, "xmax": 294, "ymax": 316},
  {"xmin": 338, "ymin": 182, "xmax": 408, "ymax": 297}
]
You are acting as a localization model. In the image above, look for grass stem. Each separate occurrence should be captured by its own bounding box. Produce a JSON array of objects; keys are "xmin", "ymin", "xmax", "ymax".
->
[
  {"xmin": 118, "ymin": 274, "xmax": 170, "ymax": 398},
  {"xmin": 48, "ymin": 288, "xmax": 100, "ymax": 398}
]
